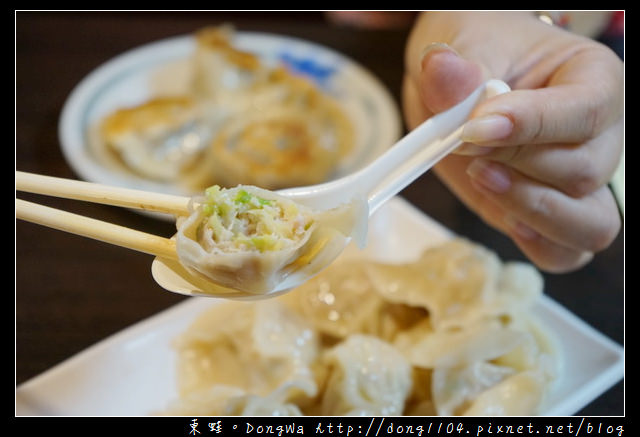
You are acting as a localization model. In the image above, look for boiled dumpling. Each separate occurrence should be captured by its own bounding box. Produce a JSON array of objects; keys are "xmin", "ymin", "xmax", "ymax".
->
[
  {"xmin": 159, "ymin": 384, "xmax": 305, "ymax": 416},
  {"xmin": 159, "ymin": 384, "xmax": 246, "ymax": 416},
  {"xmin": 279, "ymin": 259, "xmax": 384, "ymax": 339},
  {"xmin": 461, "ymin": 371, "xmax": 548, "ymax": 416},
  {"xmin": 171, "ymin": 300, "xmax": 319, "ymax": 401},
  {"xmin": 394, "ymin": 319, "xmax": 527, "ymax": 369},
  {"xmin": 367, "ymin": 239, "xmax": 543, "ymax": 330},
  {"xmin": 224, "ymin": 393, "xmax": 304, "ymax": 416},
  {"xmin": 399, "ymin": 315, "xmax": 560, "ymax": 416},
  {"xmin": 431, "ymin": 361, "xmax": 516, "ymax": 416},
  {"xmin": 366, "ymin": 239, "xmax": 501, "ymax": 329},
  {"xmin": 320, "ymin": 334, "xmax": 412, "ymax": 415},
  {"xmin": 175, "ymin": 184, "xmax": 367, "ymax": 295},
  {"xmin": 160, "ymin": 233, "xmax": 562, "ymax": 417}
]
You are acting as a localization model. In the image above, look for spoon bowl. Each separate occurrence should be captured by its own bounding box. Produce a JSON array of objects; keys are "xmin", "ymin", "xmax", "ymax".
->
[{"xmin": 151, "ymin": 79, "xmax": 511, "ymax": 299}]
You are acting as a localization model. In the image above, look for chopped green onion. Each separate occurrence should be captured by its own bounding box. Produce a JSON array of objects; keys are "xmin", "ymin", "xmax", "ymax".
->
[
  {"xmin": 234, "ymin": 189, "xmax": 252, "ymax": 204},
  {"xmin": 205, "ymin": 185, "xmax": 222, "ymax": 199},
  {"xmin": 202, "ymin": 203, "xmax": 215, "ymax": 216},
  {"xmin": 257, "ymin": 197, "xmax": 274, "ymax": 206}
]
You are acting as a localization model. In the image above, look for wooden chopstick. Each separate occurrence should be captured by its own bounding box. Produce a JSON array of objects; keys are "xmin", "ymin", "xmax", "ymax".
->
[
  {"xmin": 16, "ymin": 171, "xmax": 191, "ymax": 216},
  {"xmin": 15, "ymin": 171, "xmax": 191, "ymax": 259},
  {"xmin": 16, "ymin": 198, "xmax": 178, "ymax": 260}
]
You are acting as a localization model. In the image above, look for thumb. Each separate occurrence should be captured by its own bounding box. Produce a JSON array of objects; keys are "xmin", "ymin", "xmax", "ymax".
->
[{"xmin": 417, "ymin": 43, "xmax": 486, "ymax": 114}]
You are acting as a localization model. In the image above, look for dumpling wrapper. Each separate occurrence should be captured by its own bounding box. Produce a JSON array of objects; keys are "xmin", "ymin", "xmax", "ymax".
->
[
  {"xmin": 158, "ymin": 384, "xmax": 304, "ymax": 416},
  {"xmin": 97, "ymin": 96, "xmax": 230, "ymax": 186},
  {"xmin": 394, "ymin": 319, "xmax": 528, "ymax": 369},
  {"xmin": 321, "ymin": 334, "xmax": 412, "ymax": 416},
  {"xmin": 279, "ymin": 259, "xmax": 385, "ymax": 339},
  {"xmin": 366, "ymin": 239, "xmax": 543, "ymax": 330},
  {"xmin": 280, "ymin": 258, "xmax": 427, "ymax": 341},
  {"xmin": 186, "ymin": 26, "xmax": 354, "ymax": 190},
  {"xmin": 175, "ymin": 185, "xmax": 368, "ymax": 295},
  {"xmin": 431, "ymin": 361, "xmax": 517, "ymax": 416},
  {"xmin": 460, "ymin": 371, "xmax": 548, "ymax": 416},
  {"xmin": 206, "ymin": 106, "xmax": 348, "ymax": 190},
  {"xmin": 172, "ymin": 300, "xmax": 319, "ymax": 401}
]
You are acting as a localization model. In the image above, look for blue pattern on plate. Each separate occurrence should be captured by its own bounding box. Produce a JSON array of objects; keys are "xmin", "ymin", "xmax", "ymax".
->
[{"xmin": 278, "ymin": 52, "xmax": 337, "ymax": 87}]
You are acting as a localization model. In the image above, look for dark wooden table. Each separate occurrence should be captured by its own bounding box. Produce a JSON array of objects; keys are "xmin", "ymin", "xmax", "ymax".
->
[{"xmin": 16, "ymin": 11, "xmax": 624, "ymax": 416}]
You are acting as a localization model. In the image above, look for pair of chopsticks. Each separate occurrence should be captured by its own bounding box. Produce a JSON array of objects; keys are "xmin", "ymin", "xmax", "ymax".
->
[{"xmin": 16, "ymin": 171, "xmax": 192, "ymax": 260}]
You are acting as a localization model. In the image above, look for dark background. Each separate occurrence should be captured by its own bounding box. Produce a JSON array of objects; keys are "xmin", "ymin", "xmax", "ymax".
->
[{"xmin": 15, "ymin": 11, "xmax": 624, "ymax": 416}]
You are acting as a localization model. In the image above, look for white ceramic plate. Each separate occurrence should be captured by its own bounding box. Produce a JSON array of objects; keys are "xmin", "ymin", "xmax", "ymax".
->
[
  {"xmin": 58, "ymin": 31, "xmax": 402, "ymax": 196},
  {"xmin": 15, "ymin": 197, "xmax": 623, "ymax": 416}
]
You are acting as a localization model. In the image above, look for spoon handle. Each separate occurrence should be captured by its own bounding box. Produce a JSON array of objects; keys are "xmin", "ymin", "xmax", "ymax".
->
[
  {"xmin": 277, "ymin": 80, "xmax": 510, "ymax": 214},
  {"xmin": 365, "ymin": 79, "xmax": 511, "ymax": 215}
]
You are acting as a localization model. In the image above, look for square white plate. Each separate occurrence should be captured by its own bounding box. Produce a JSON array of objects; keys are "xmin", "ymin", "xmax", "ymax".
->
[{"xmin": 15, "ymin": 197, "xmax": 623, "ymax": 416}]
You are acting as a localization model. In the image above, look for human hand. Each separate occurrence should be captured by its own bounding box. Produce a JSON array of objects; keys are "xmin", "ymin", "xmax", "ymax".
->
[{"xmin": 402, "ymin": 11, "xmax": 623, "ymax": 273}]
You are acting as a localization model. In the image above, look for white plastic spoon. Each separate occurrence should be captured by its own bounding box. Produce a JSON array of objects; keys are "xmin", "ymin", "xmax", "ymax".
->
[{"xmin": 151, "ymin": 79, "xmax": 511, "ymax": 299}]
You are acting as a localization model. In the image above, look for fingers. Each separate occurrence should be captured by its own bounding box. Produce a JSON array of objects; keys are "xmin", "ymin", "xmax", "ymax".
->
[
  {"xmin": 461, "ymin": 86, "xmax": 599, "ymax": 145},
  {"xmin": 402, "ymin": 13, "xmax": 623, "ymax": 273},
  {"xmin": 465, "ymin": 158, "xmax": 621, "ymax": 255},
  {"xmin": 432, "ymin": 155, "xmax": 609, "ymax": 273},
  {"xmin": 401, "ymin": 75, "xmax": 433, "ymax": 130},
  {"xmin": 464, "ymin": 118, "xmax": 624, "ymax": 198},
  {"xmin": 507, "ymin": 226, "xmax": 594, "ymax": 274},
  {"xmin": 417, "ymin": 44, "xmax": 486, "ymax": 114},
  {"xmin": 461, "ymin": 45, "xmax": 623, "ymax": 146}
]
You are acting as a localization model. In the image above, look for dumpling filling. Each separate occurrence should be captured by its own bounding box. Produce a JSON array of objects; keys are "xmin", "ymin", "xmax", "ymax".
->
[
  {"xmin": 175, "ymin": 185, "xmax": 366, "ymax": 295},
  {"xmin": 197, "ymin": 185, "xmax": 314, "ymax": 253}
]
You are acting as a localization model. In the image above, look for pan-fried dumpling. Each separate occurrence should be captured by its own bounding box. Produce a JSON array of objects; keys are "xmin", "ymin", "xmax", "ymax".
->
[
  {"xmin": 97, "ymin": 97, "xmax": 228, "ymax": 185},
  {"xmin": 187, "ymin": 26, "xmax": 354, "ymax": 190},
  {"xmin": 204, "ymin": 105, "xmax": 347, "ymax": 190},
  {"xmin": 93, "ymin": 26, "xmax": 354, "ymax": 192},
  {"xmin": 190, "ymin": 26, "xmax": 265, "ymax": 101},
  {"xmin": 175, "ymin": 184, "xmax": 367, "ymax": 295},
  {"xmin": 320, "ymin": 334, "xmax": 412, "ymax": 415}
]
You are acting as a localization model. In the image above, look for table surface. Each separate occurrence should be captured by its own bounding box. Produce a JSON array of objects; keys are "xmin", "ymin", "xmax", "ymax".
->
[{"xmin": 15, "ymin": 11, "xmax": 624, "ymax": 416}]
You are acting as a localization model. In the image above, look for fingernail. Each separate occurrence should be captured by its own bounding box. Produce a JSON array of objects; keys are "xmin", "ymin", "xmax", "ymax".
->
[
  {"xmin": 504, "ymin": 214, "xmax": 538, "ymax": 240},
  {"xmin": 454, "ymin": 143, "xmax": 493, "ymax": 156},
  {"xmin": 462, "ymin": 114, "xmax": 513, "ymax": 143},
  {"xmin": 467, "ymin": 158, "xmax": 511, "ymax": 193},
  {"xmin": 419, "ymin": 42, "xmax": 458, "ymax": 72}
]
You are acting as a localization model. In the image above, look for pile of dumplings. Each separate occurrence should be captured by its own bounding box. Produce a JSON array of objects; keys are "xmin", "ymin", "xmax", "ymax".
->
[
  {"xmin": 159, "ymin": 238, "xmax": 562, "ymax": 416},
  {"xmin": 94, "ymin": 26, "xmax": 354, "ymax": 191}
]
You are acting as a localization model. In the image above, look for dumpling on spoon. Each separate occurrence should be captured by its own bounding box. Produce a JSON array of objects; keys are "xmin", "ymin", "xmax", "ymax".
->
[{"xmin": 175, "ymin": 184, "xmax": 367, "ymax": 295}]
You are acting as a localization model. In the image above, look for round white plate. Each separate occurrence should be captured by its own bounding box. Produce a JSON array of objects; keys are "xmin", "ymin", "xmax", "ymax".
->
[{"xmin": 59, "ymin": 31, "xmax": 402, "ymax": 197}]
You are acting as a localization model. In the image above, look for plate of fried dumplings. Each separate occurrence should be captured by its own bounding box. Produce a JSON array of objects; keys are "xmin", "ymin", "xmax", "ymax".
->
[{"xmin": 58, "ymin": 26, "xmax": 402, "ymax": 199}]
